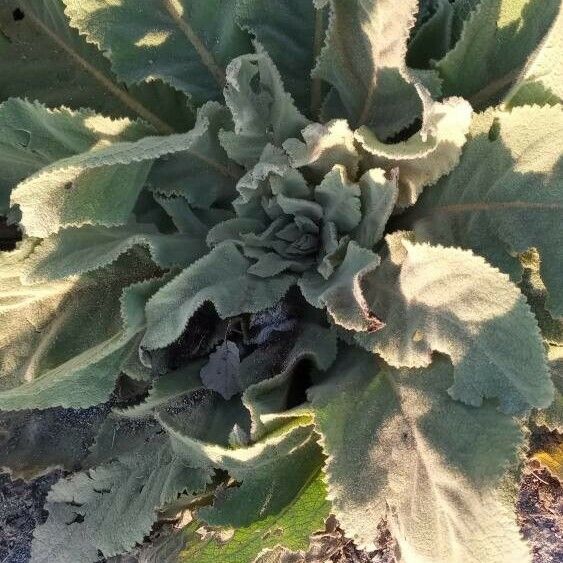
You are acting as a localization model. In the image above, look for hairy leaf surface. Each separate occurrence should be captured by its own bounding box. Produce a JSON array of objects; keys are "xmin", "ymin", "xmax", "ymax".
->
[
  {"xmin": 220, "ymin": 49, "xmax": 309, "ymax": 167},
  {"xmin": 11, "ymin": 102, "xmax": 245, "ymax": 237},
  {"xmin": 357, "ymin": 91, "xmax": 472, "ymax": 206},
  {"xmin": 242, "ymin": 322, "xmax": 338, "ymax": 439},
  {"xmin": 148, "ymin": 102, "xmax": 240, "ymax": 208},
  {"xmin": 182, "ymin": 471, "xmax": 329, "ymax": 563},
  {"xmin": 309, "ymin": 348, "xmax": 529, "ymax": 561},
  {"xmin": 506, "ymin": 4, "xmax": 563, "ymax": 107},
  {"xmin": 142, "ymin": 243, "xmax": 295, "ymax": 350},
  {"xmin": 31, "ymin": 428, "xmax": 209, "ymax": 563},
  {"xmin": 283, "ymin": 119, "xmax": 360, "ymax": 182},
  {"xmin": 63, "ymin": 0, "xmax": 251, "ymax": 105},
  {"xmin": 0, "ymin": 1, "xmax": 560, "ymax": 560},
  {"xmin": 0, "ymin": 404, "xmax": 108, "ymax": 479},
  {"xmin": 236, "ymin": 0, "xmax": 328, "ymax": 116},
  {"xmin": 0, "ymin": 0, "xmax": 193, "ymax": 133},
  {"xmin": 0, "ymin": 246, "xmax": 162, "ymax": 409},
  {"xmin": 23, "ymin": 224, "xmax": 206, "ymax": 283},
  {"xmin": 314, "ymin": 0, "xmax": 422, "ymax": 138},
  {"xmin": 411, "ymin": 105, "xmax": 563, "ymax": 317},
  {"xmin": 436, "ymin": 0, "xmax": 560, "ymax": 108},
  {"xmin": 197, "ymin": 420, "xmax": 324, "ymax": 528},
  {"xmin": 352, "ymin": 168, "xmax": 398, "ymax": 249},
  {"xmin": 407, "ymin": 0, "xmax": 454, "ymax": 69},
  {"xmin": 0, "ymin": 99, "xmax": 137, "ymax": 216},
  {"xmin": 299, "ymin": 241, "xmax": 381, "ymax": 331},
  {"xmin": 356, "ymin": 233, "xmax": 552, "ymax": 413}
]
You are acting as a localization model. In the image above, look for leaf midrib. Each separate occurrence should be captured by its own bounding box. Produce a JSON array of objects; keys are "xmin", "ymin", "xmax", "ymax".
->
[
  {"xmin": 161, "ymin": 0, "xmax": 226, "ymax": 88},
  {"xmin": 385, "ymin": 373, "xmax": 460, "ymax": 541},
  {"xmin": 24, "ymin": 5, "xmax": 175, "ymax": 135},
  {"xmin": 420, "ymin": 200, "xmax": 561, "ymax": 216}
]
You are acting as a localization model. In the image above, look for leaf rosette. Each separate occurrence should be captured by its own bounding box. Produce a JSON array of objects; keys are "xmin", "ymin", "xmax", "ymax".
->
[{"xmin": 0, "ymin": 1, "xmax": 561, "ymax": 562}]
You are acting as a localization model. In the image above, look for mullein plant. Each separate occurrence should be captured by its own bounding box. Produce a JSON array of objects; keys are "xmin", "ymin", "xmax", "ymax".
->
[{"xmin": 0, "ymin": 0, "xmax": 561, "ymax": 561}]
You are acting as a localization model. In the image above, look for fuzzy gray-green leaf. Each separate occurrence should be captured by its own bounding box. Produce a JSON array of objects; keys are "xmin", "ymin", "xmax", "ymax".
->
[
  {"xmin": 436, "ymin": 0, "xmax": 560, "ymax": 108},
  {"xmin": 356, "ymin": 232, "xmax": 553, "ymax": 414},
  {"xmin": 314, "ymin": 0, "xmax": 421, "ymax": 138},
  {"xmin": 142, "ymin": 243, "xmax": 295, "ymax": 350},
  {"xmin": 411, "ymin": 104, "xmax": 563, "ymax": 317},
  {"xmin": 309, "ymin": 347, "xmax": 529, "ymax": 561},
  {"xmin": 31, "ymin": 430, "xmax": 209, "ymax": 563},
  {"xmin": 63, "ymin": 0, "xmax": 252, "ymax": 105},
  {"xmin": 0, "ymin": 0, "xmax": 193, "ymax": 133},
  {"xmin": 236, "ymin": 0, "xmax": 328, "ymax": 116},
  {"xmin": 0, "ymin": 247, "xmax": 162, "ymax": 410}
]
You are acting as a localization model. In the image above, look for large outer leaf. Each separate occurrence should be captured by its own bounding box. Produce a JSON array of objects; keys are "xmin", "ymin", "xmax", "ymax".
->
[
  {"xmin": 309, "ymin": 348, "xmax": 529, "ymax": 561},
  {"xmin": 10, "ymin": 101, "xmax": 242, "ymax": 238},
  {"xmin": 411, "ymin": 105, "xmax": 563, "ymax": 317},
  {"xmin": 31, "ymin": 429, "xmax": 209, "ymax": 563},
  {"xmin": 235, "ymin": 0, "xmax": 327, "ymax": 116},
  {"xmin": 63, "ymin": 0, "xmax": 251, "ymax": 105},
  {"xmin": 356, "ymin": 233, "xmax": 552, "ymax": 414},
  {"xmin": 505, "ymin": 4, "xmax": 563, "ymax": 107},
  {"xmin": 0, "ymin": 0, "xmax": 193, "ymax": 134},
  {"xmin": 0, "ymin": 243, "xmax": 161, "ymax": 410},
  {"xmin": 155, "ymin": 395, "xmax": 322, "ymax": 533},
  {"xmin": 436, "ymin": 0, "xmax": 560, "ymax": 108},
  {"xmin": 154, "ymin": 413, "xmax": 323, "ymax": 535},
  {"xmin": 314, "ymin": 0, "xmax": 422, "ymax": 138},
  {"xmin": 156, "ymin": 390, "xmax": 251, "ymax": 471},
  {"xmin": 0, "ymin": 404, "xmax": 108, "ymax": 479},
  {"xmin": 182, "ymin": 471, "xmax": 329, "ymax": 563},
  {"xmin": 142, "ymin": 243, "xmax": 295, "ymax": 350},
  {"xmin": 198, "ymin": 422, "xmax": 324, "ymax": 529},
  {"xmin": 22, "ymin": 224, "xmax": 206, "ymax": 283},
  {"xmin": 3, "ymin": 99, "xmax": 154, "ymax": 235},
  {"xmin": 0, "ymin": 98, "xmax": 144, "ymax": 216}
]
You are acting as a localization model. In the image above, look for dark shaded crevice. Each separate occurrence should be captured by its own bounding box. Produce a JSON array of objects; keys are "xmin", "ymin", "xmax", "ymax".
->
[
  {"xmin": 109, "ymin": 375, "xmax": 151, "ymax": 411},
  {"xmin": 0, "ymin": 218, "xmax": 21, "ymax": 251},
  {"xmin": 385, "ymin": 117, "xmax": 422, "ymax": 144},
  {"xmin": 12, "ymin": 8, "xmax": 24, "ymax": 21},
  {"xmin": 286, "ymin": 360, "xmax": 314, "ymax": 410}
]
